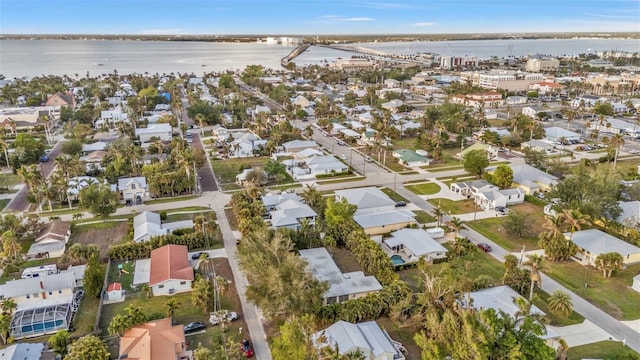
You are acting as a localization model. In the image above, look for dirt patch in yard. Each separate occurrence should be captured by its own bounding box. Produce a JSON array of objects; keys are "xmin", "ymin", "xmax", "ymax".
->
[{"xmin": 70, "ymin": 221, "xmax": 129, "ymax": 259}]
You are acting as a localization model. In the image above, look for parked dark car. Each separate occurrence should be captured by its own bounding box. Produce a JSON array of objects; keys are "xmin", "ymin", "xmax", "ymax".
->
[
  {"xmin": 184, "ymin": 321, "xmax": 206, "ymax": 334},
  {"xmin": 40, "ymin": 154, "xmax": 49, "ymax": 162},
  {"xmin": 495, "ymin": 206, "xmax": 508, "ymax": 215},
  {"xmin": 395, "ymin": 201, "xmax": 407, "ymax": 207},
  {"xmin": 191, "ymin": 252, "xmax": 206, "ymax": 260},
  {"xmin": 477, "ymin": 243, "xmax": 492, "ymax": 252},
  {"xmin": 241, "ymin": 339, "xmax": 254, "ymax": 357}
]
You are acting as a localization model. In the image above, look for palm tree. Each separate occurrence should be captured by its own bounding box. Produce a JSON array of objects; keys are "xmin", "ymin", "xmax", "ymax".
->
[
  {"xmin": 523, "ymin": 254, "xmax": 545, "ymax": 300},
  {"xmin": 165, "ymin": 298, "xmax": 181, "ymax": 325},
  {"xmin": 0, "ymin": 139, "xmax": 10, "ymax": 169},
  {"xmin": 0, "ymin": 298, "xmax": 17, "ymax": 317},
  {"xmin": 556, "ymin": 338, "xmax": 570, "ymax": 360},
  {"xmin": 448, "ymin": 217, "xmax": 466, "ymax": 240},
  {"xmin": 608, "ymin": 133, "xmax": 625, "ymax": 168},
  {"xmin": 432, "ymin": 206, "xmax": 445, "ymax": 228},
  {"xmin": 560, "ymin": 209, "xmax": 590, "ymax": 241},
  {"xmin": 548, "ymin": 290, "xmax": 573, "ymax": 318}
]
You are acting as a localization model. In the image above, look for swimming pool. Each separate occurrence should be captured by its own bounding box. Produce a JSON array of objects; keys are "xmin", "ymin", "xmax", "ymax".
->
[{"xmin": 390, "ymin": 255, "xmax": 405, "ymax": 266}]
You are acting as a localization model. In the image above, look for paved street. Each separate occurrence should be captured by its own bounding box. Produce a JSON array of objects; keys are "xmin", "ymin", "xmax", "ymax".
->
[{"xmin": 5, "ymin": 141, "xmax": 63, "ymax": 213}]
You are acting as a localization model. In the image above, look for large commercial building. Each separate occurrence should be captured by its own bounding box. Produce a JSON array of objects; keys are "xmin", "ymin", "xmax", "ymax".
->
[
  {"xmin": 525, "ymin": 57, "xmax": 560, "ymax": 72},
  {"xmin": 461, "ymin": 70, "xmax": 544, "ymax": 92},
  {"xmin": 440, "ymin": 55, "xmax": 479, "ymax": 70}
]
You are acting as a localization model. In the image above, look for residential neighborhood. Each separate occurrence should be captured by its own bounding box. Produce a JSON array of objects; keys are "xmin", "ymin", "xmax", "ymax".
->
[{"xmin": 0, "ymin": 38, "xmax": 640, "ymax": 360}]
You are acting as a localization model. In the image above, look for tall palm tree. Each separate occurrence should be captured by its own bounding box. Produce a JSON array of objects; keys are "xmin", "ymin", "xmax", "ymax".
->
[
  {"xmin": 448, "ymin": 217, "xmax": 466, "ymax": 240},
  {"xmin": 165, "ymin": 298, "xmax": 181, "ymax": 325},
  {"xmin": 0, "ymin": 298, "xmax": 17, "ymax": 317},
  {"xmin": 432, "ymin": 206, "xmax": 445, "ymax": 228},
  {"xmin": 523, "ymin": 254, "xmax": 545, "ymax": 300},
  {"xmin": 0, "ymin": 139, "xmax": 10, "ymax": 169},
  {"xmin": 607, "ymin": 133, "xmax": 625, "ymax": 168},
  {"xmin": 560, "ymin": 209, "xmax": 590, "ymax": 240}
]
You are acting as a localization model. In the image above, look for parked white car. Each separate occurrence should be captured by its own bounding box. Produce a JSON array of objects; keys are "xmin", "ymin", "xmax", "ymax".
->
[{"xmin": 209, "ymin": 310, "xmax": 238, "ymax": 325}]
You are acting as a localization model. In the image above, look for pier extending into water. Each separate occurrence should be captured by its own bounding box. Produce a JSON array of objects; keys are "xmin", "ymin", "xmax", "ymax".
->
[{"xmin": 280, "ymin": 43, "xmax": 312, "ymax": 68}]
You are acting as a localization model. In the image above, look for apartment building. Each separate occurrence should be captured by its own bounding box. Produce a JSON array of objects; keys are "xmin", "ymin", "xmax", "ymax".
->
[{"xmin": 461, "ymin": 70, "xmax": 543, "ymax": 92}]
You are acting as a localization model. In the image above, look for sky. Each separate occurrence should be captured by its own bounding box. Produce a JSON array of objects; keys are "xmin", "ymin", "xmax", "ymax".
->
[{"xmin": 1, "ymin": 0, "xmax": 639, "ymax": 35}]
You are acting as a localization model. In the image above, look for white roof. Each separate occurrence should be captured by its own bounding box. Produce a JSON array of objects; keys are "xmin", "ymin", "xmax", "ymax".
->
[
  {"xmin": 282, "ymin": 140, "xmax": 317, "ymax": 150},
  {"xmin": 468, "ymin": 285, "xmax": 545, "ymax": 318},
  {"xmin": 0, "ymin": 272, "xmax": 76, "ymax": 302},
  {"xmin": 617, "ymin": 201, "xmax": 640, "ymax": 225},
  {"xmin": 567, "ymin": 229, "xmax": 640, "ymax": 256},
  {"xmin": 544, "ymin": 126, "xmax": 580, "ymax": 139},
  {"xmin": 0, "ymin": 343, "xmax": 45, "ymax": 360},
  {"xmin": 118, "ymin": 176, "xmax": 147, "ymax": 190},
  {"xmin": 135, "ymin": 123, "xmax": 172, "ymax": 135},
  {"xmin": 261, "ymin": 193, "xmax": 301, "ymax": 208},
  {"xmin": 510, "ymin": 164, "xmax": 558, "ymax": 188},
  {"xmin": 384, "ymin": 229, "xmax": 447, "ymax": 257},
  {"xmin": 335, "ymin": 187, "xmax": 395, "ymax": 211},
  {"xmin": 82, "ymin": 141, "xmax": 108, "ymax": 152},
  {"xmin": 133, "ymin": 211, "xmax": 165, "ymax": 242},
  {"xmin": 315, "ymin": 321, "xmax": 399, "ymax": 358},
  {"xmin": 353, "ymin": 210, "xmax": 416, "ymax": 229},
  {"xmin": 299, "ymin": 248, "xmax": 382, "ymax": 299}
]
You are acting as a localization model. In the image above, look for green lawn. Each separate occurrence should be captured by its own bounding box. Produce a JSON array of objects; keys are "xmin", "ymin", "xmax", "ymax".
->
[
  {"xmin": 144, "ymin": 195, "xmax": 199, "ymax": 205},
  {"xmin": 0, "ymin": 199, "xmax": 9, "ymax": 211},
  {"xmin": 210, "ymin": 156, "xmax": 271, "ymax": 185},
  {"xmin": 568, "ymin": 341, "xmax": 639, "ymax": 359},
  {"xmin": 406, "ymin": 182, "xmax": 441, "ymax": 196},
  {"xmin": 73, "ymin": 296, "xmax": 100, "ymax": 335},
  {"xmin": 467, "ymin": 202, "xmax": 547, "ymax": 252},
  {"xmin": 531, "ymin": 288, "xmax": 584, "ymax": 326},
  {"xmin": 0, "ymin": 173, "xmax": 21, "ymax": 188},
  {"xmin": 74, "ymin": 221, "xmax": 124, "ymax": 232},
  {"xmin": 413, "ymin": 210, "xmax": 435, "ymax": 224},
  {"xmin": 165, "ymin": 210, "xmax": 215, "ymax": 222},
  {"xmin": 107, "ymin": 261, "xmax": 136, "ymax": 292},
  {"xmin": 317, "ymin": 176, "xmax": 366, "ymax": 185},
  {"xmin": 544, "ymin": 262, "xmax": 640, "ymax": 320},
  {"xmin": 381, "ymin": 187, "xmax": 408, "ymax": 202},
  {"xmin": 427, "ymin": 198, "xmax": 476, "ymax": 215}
]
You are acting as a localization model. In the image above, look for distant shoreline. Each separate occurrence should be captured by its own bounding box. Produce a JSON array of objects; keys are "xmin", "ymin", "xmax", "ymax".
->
[{"xmin": 1, "ymin": 32, "xmax": 639, "ymax": 43}]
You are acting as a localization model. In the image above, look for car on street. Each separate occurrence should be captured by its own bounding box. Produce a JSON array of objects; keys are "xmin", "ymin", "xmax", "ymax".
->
[
  {"xmin": 477, "ymin": 243, "xmax": 492, "ymax": 252},
  {"xmin": 191, "ymin": 252, "xmax": 206, "ymax": 260},
  {"xmin": 184, "ymin": 321, "xmax": 206, "ymax": 334},
  {"xmin": 240, "ymin": 339, "xmax": 254, "ymax": 357},
  {"xmin": 40, "ymin": 154, "xmax": 49, "ymax": 162},
  {"xmin": 395, "ymin": 201, "xmax": 407, "ymax": 207},
  {"xmin": 337, "ymin": 140, "xmax": 346, "ymax": 146},
  {"xmin": 364, "ymin": 156, "xmax": 373, "ymax": 162},
  {"xmin": 340, "ymin": 154, "xmax": 347, "ymax": 159}
]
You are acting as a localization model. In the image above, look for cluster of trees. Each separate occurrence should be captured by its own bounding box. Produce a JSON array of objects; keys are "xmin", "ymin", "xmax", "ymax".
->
[
  {"xmin": 0, "ymin": 214, "xmax": 42, "ymax": 272},
  {"xmin": 0, "ymin": 299, "xmax": 17, "ymax": 344},
  {"xmin": 108, "ymin": 231, "xmax": 206, "ymax": 261},
  {"xmin": 108, "ymin": 305, "xmax": 148, "ymax": 336}
]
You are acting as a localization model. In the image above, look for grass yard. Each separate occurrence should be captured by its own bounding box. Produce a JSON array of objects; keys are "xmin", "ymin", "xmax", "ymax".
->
[
  {"xmin": 544, "ymin": 262, "xmax": 640, "ymax": 320},
  {"xmin": 568, "ymin": 341, "xmax": 639, "ymax": 359},
  {"xmin": 531, "ymin": 288, "xmax": 584, "ymax": 326},
  {"xmin": 72, "ymin": 296, "xmax": 100, "ymax": 335},
  {"xmin": 391, "ymin": 137, "xmax": 418, "ymax": 151},
  {"xmin": 144, "ymin": 195, "xmax": 199, "ymax": 205},
  {"xmin": 467, "ymin": 202, "xmax": 547, "ymax": 252},
  {"xmin": 427, "ymin": 198, "xmax": 476, "ymax": 215},
  {"xmin": 224, "ymin": 208, "xmax": 239, "ymax": 231},
  {"xmin": 107, "ymin": 260, "xmax": 136, "ymax": 292},
  {"xmin": 70, "ymin": 221, "xmax": 129, "ymax": 259},
  {"xmin": 317, "ymin": 176, "xmax": 366, "ymax": 185},
  {"xmin": 413, "ymin": 210, "xmax": 435, "ymax": 224},
  {"xmin": 377, "ymin": 317, "xmax": 420, "ymax": 360},
  {"xmin": 381, "ymin": 187, "xmax": 408, "ymax": 202},
  {"xmin": 399, "ymin": 246, "xmax": 505, "ymax": 291},
  {"xmin": 406, "ymin": 182, "xmax": 441, "ymax": 196},
  {"xmin": 329, "ymin": 247, "xmax": 365, "ymax": 274},
  {"xmin": 210, "ymin": 156, "xmax": 271, "ymax": 188},
  {"xmin": 0, "ymin": 199, "xmax": 9, "ymax": 211},
  {"xmin": 0, "ymin": 173, "xmax": 21, "ymax": 189}
]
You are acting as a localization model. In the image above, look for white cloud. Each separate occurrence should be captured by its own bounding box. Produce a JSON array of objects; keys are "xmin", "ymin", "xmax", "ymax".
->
[
  {"xmin": 317, "ymin": 15, "xmax": 374, "ymax": 22},
  {"xmin": 413, "ymin": 22, "xmax": 434, "ymax": 27}
]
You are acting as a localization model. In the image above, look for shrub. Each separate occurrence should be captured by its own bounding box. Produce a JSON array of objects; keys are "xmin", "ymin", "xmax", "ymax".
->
[{"xmin": 159, "ymin": 211, "xmax": 167, "ymax": 221}]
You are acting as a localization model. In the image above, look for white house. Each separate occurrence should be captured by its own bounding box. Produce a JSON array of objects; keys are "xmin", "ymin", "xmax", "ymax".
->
[
  {"xmin": 107, "ymin": 282, "xmax": 124, "ymax": 301},
  {"xmin": 261, "ymin": 193, "xmax": 317, "ymax": 230},
  {"xmin": 475, "ymin": 188, "xmax": 525, "ymax": 210},
  {"xmin": 633, "ymin": 274, "xmax": 640, "ymax": 293},
  {"xmin": 133, "ymin": 211, "xmax": 194, "ymax": 243},
  {"xmin": 149, "ymin": 245, "xmax": 194, "ymax": 296},
  {"xmin": 510, "ymin": 164, "xmax": 558, "ymax": 195},
  {"xmin": 566, "ymin": 229, "xmax": 640, "ymax": 266},
  {"xmin": 522, "ymin": 105, "xmax": 545, "ymax": 119},
  {"xmin": 383, "ymin": 229, "xmax": 448, "ymax": 263},
  {"xmin": 0, "ymin": 343, "xmax": 45, "ymax": 360},
  {"xmin": 544, "ymin": 127, "xmax": 581, "ymax": 142},
  {"xmin": 589, "ymin": 117, "xmax": 640, "ymax": 137},
  {"xmin": 392, "ymin": 149, "xmax": 431, "ymax": 167},
  {"xmin": 313, "ymin": 321, "xmax": 405, "ymax": 360},
  {"xmin": 27, "ymin": 221, "xmax": 71, "ymax": 259},
  {"xmin": 135, "ymin": 123, "xmax": 173, "ymax": 143},
  {"xmin": 299, "ymin": 248, "xmax": 382, "ymax": 304},
  {"xmin": 229, "ymin": 131, "xmax": 267, "ymax": 158},
  {"xmin": 117, "ymin": 176, "xmax": 149, "ymax": 204}
]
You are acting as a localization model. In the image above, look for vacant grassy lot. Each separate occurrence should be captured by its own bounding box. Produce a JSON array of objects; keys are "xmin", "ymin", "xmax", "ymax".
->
[
  {"xmin": 545, "ymin": 262, "xmax": 640, "ymax": 320},
  {"xmin": 413, "ymin": 210, "xmax": 435, "ymax": 224},
  {"xmin": 427, "ymin": 198, "xmax": 476, "ymax": 215},
  {"xmin": 568, "ymin": 340, "xmax": 640, "ymax": 359},
  {"xmin": 406, "ymin": 182, "xmax": 441, "ymax": 196},
  {"xmin": 70, "ymin": 221, "xmax": 129, "ymax": 258},
  {"xmin": 467, "ymin": 202, "xmax": 547, "ymax": 252},
  {"xmin": 381, "ymin": 187, "xmax": 408, "ymax": 202},
  {"xmin": 210, "ymin": 156, "xmax": 271, "ymax": 188}
]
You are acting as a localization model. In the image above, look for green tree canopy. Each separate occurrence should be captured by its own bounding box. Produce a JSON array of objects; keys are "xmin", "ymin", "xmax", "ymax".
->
[
  {"xmin": 78, "ymin": 183, "xmax": 120, "ymax": 220},
  {"xmin": 66, "ymin": 335, "xmax": 109, "ymax": 360},
  {"xmin": 463, "ymin": 149, "xmax": 489, "ymax": 178},
  {"xmin": 491, "ymin": 164, "xmax": 514, "ymax": 189}
]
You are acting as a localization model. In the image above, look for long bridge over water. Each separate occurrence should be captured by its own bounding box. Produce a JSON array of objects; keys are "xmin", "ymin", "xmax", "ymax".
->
[{"xmin": 280, "ymin": 42, "xmax": 419, "ymax": 68}]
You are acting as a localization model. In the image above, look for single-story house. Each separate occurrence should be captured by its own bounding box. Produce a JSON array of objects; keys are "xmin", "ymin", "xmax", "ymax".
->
[
  {"xmin": 589, "ymin": 117, "xmax": 640, "ymax": 137},
  {"xmin": 133, "ymin": 211, "xmax": 194, "ymax": 243},
  {"xmin": 450, "ymin": 180, "xmax": 497, "ymax": 198},
  {"xmin": 119, "ymin": 318, "xmax": 191, "ymax": 360},
  {"xmin": 149, "ymin": 245, "xmax": 194, "ymax": 296},
  {"xmin": 282, "ymin": 140, "xmax": 318, "ymax": 154},
  {"xmin": 475, "ymin": 188, "xmax": 525, "ymax": 210},
  {"xmin": 117, "ymin": 176, "xmax": 149, "ymax": 204},
  {"xmin": 299, "ymin": 247, "xmax": 382, "ymax": 305},
  {"xmin": 545, "ymin": 127, "xmax": 581, "ymax": 142},
  {"xmin": 81, "ymin": 141, "xmax": 108, "ymax": 155},
  {"xmin": 566, "ymin": 229, "xmax": 640, "ymax": 266},
  {"xmin": 335, "ymin": 187, "xmax": 396, "ymax": 215},
  {"xmin": 135, "ymin": 123, "xmax": 173, "ymax": 143},
  {"xmin": 383, "ymin": 229, "xmax": 447, "ymax": 263},
  {"xmin": 313, "ymin": 321, "xmax": 405, "ymax": 360},
  {"xmin": 457, "ymin": 142, "xmax": 499, "ymax": 161},
  {"xmin": 633, "ymin": 274, "xmax": 640, "ymax": 293},
  {"xmin": 0, "ymin": 343, "xmax": 45, "ymax": 360},
  {"xmin": 522, "ymin": 105, "xmax": 545, "ymax": 119},
  {"xmin": 393, "ymin": 149, "xmax": 431, "ymax": 167},
  {"xmin": 510, "ymin": 164, "xmax": 558, "ymax": 195},
  {"xmin": 617, "ymin": 201, "xmax": 640, "ymax": 228},
  {"xmin": 506, "ymin": 96, "xmax": 528, "ymax": 105},
  {"xmin": 263, "ymin": 194, "xmax": 317, "ymax": 230},
  {"xmin": 107, "ymin": 282, "xmax": 123, "ymax": 301},
  {"xmin": 353, "ymin": 210, "xmax": 417, "ymax": 236},
  {"xmin": 521, "ymin": 139, "xmax": 554, "ymax": 152},
  {"xmin": 27, "ymin": 221, "xmax": 71, "ymax": 259}
]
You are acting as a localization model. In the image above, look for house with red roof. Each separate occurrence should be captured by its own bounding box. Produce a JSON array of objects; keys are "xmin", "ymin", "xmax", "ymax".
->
[
  {"xmin": 149, "ymin": 245, "xmax": 194, "ymax": 296},
  {"xmin": 107, "ymin": 282, "xmax": 123, "ymax": 301},
  {"xmin": 45, "ymin": 92, "xmax": 76, "ymax": 108}
]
